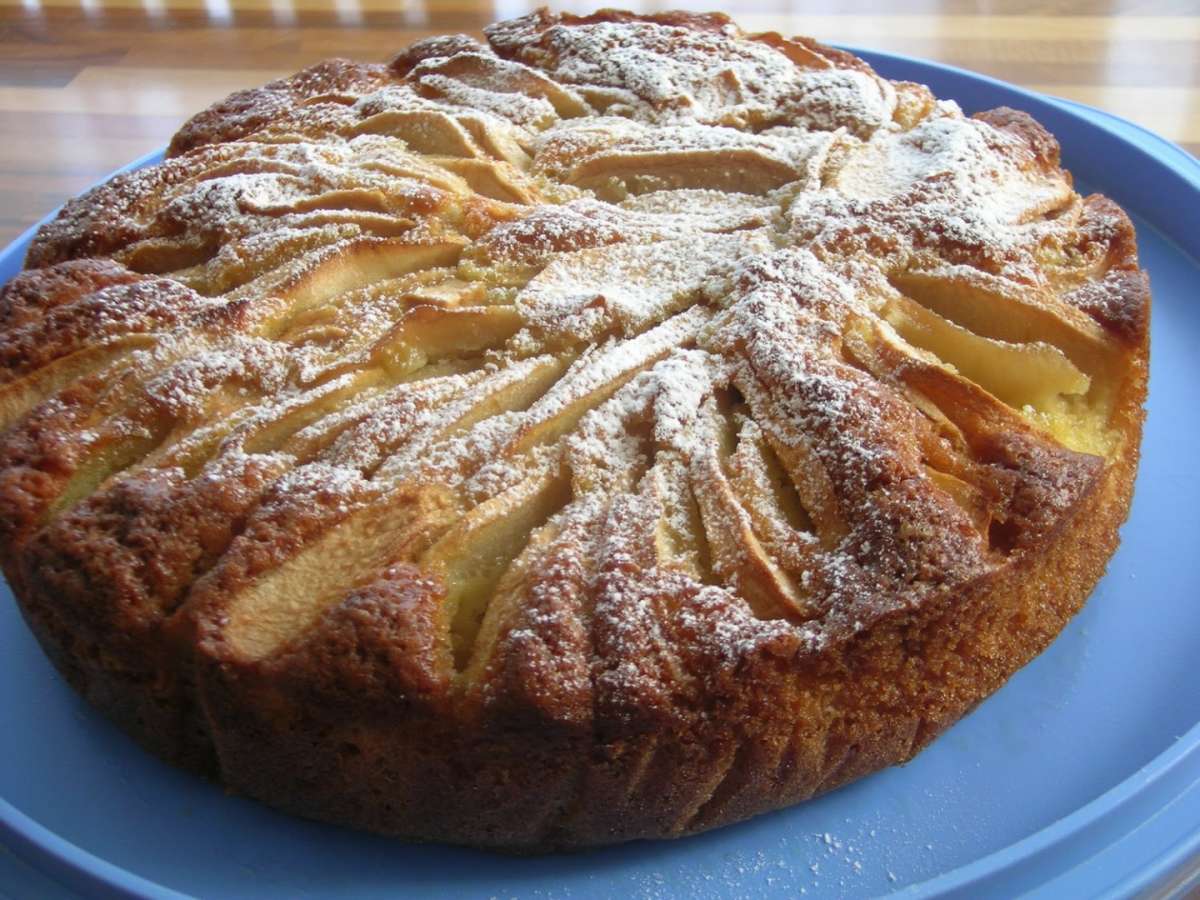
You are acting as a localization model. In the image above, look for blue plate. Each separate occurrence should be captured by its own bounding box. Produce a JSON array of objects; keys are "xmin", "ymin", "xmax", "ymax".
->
[{"xmin": 2, "ymin": 50, "xmax": 1199, "ymax": 900}]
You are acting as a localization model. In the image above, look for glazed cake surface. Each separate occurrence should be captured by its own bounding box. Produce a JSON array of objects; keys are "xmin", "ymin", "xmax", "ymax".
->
[{"xmin": 0, "ymin": 8, "xmax": 1148, "ymax": 849}]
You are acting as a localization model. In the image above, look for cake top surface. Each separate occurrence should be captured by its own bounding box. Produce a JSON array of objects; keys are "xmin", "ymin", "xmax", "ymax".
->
[{"xmin": 0, "ymin": 9, "xmax": 1144, "ymax": 687}]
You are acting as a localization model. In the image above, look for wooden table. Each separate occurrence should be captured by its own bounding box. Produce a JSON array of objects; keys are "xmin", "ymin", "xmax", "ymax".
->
[{"xmin": 0, "ymin": 0, "xmax": 1198, "ymax": 247}]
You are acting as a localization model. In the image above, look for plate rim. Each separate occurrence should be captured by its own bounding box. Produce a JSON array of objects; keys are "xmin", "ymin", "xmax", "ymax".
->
[{"xmin": 1, "ymin": 48, "xmax": 1198, "ymax": 900}]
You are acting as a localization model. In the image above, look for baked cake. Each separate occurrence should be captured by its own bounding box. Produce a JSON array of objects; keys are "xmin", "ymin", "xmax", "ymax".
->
[{"xmin": 0, "ymin": 9, "xmax": 1148, "ymax": 849}]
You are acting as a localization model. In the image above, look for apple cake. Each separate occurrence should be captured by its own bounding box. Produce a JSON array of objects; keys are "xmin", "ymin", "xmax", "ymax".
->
[{"xmin": 0, "ymin": 9, "xmax": 1148, "ymax": 850}]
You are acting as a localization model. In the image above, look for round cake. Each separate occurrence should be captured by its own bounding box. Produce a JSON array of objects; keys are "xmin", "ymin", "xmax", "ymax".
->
[{"xmin": 0, "ymin": 9, "xmax": 1148, "ymax": 850}]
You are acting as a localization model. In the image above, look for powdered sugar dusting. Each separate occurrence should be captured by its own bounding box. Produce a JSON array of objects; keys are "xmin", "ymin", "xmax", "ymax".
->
[
  {"xmin": 514, "ymin": 231, "xmax": 770, "ymax": 345},
  {"xmin": 486, "ymin": 16, "xmax": 895, "ymax": 135}
]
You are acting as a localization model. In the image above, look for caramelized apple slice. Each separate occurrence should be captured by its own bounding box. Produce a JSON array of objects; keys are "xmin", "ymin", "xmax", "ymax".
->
[
  {"xmin": 422, "ymin": 468, "xmax": 572, "ymax": 668},
  {"xmin": 880, "ymin": 293, "xmax": 1089, "ymax": 411},
  {"xmin": 224, "ymin": 482, "xmax": 460, "ymax": 660},
  {"xmin": 262, "ymin": 240, "xmax": 466, "ymax": 335},
  {"xmin": 568, "ymin": 148, "xmax": 807, "ymax": 200},
  {"xmin": 725, "ymin": 416, "xmax": 818, "ymax": 557},
  {"xmin": 352, "ymin": 109, "xmax": 484, "ymax": 158},
  {"xmin": 371, "ymin": 305, "xmax": 524, "ymax": 377},
  {"xmin": 690, "ymin": 399, "xmax": 815, "ymax": 621},
  {"xmin": 433, "ymin": 158, "xmax": 537, "ymax": 203}
]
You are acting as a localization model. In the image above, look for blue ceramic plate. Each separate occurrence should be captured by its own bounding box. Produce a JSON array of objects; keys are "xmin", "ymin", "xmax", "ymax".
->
[{"xmin": 1, "ymin": 50, "xmax": 1198, "ymax": 900}]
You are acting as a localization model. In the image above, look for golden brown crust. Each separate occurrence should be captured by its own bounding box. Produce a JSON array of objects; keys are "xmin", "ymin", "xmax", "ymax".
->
[
  {"xmin": 160, "ymin": 431, "xmax": 1135, "ymax": 850},
  {"xmin": 0, "ymin": 8, "xmax": 1148, "ymax": 850}
]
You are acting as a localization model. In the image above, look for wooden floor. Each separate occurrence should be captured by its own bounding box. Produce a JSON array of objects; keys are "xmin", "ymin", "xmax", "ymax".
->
[{"xmin": 0, "ymin": 0, "xmax": 1198, "ymax": 246}]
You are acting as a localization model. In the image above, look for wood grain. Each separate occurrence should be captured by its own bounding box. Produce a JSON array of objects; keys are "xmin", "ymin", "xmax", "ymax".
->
[{"xmin": 0, "ymin": 0, "xmax": 1197, "ymax": 247}]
